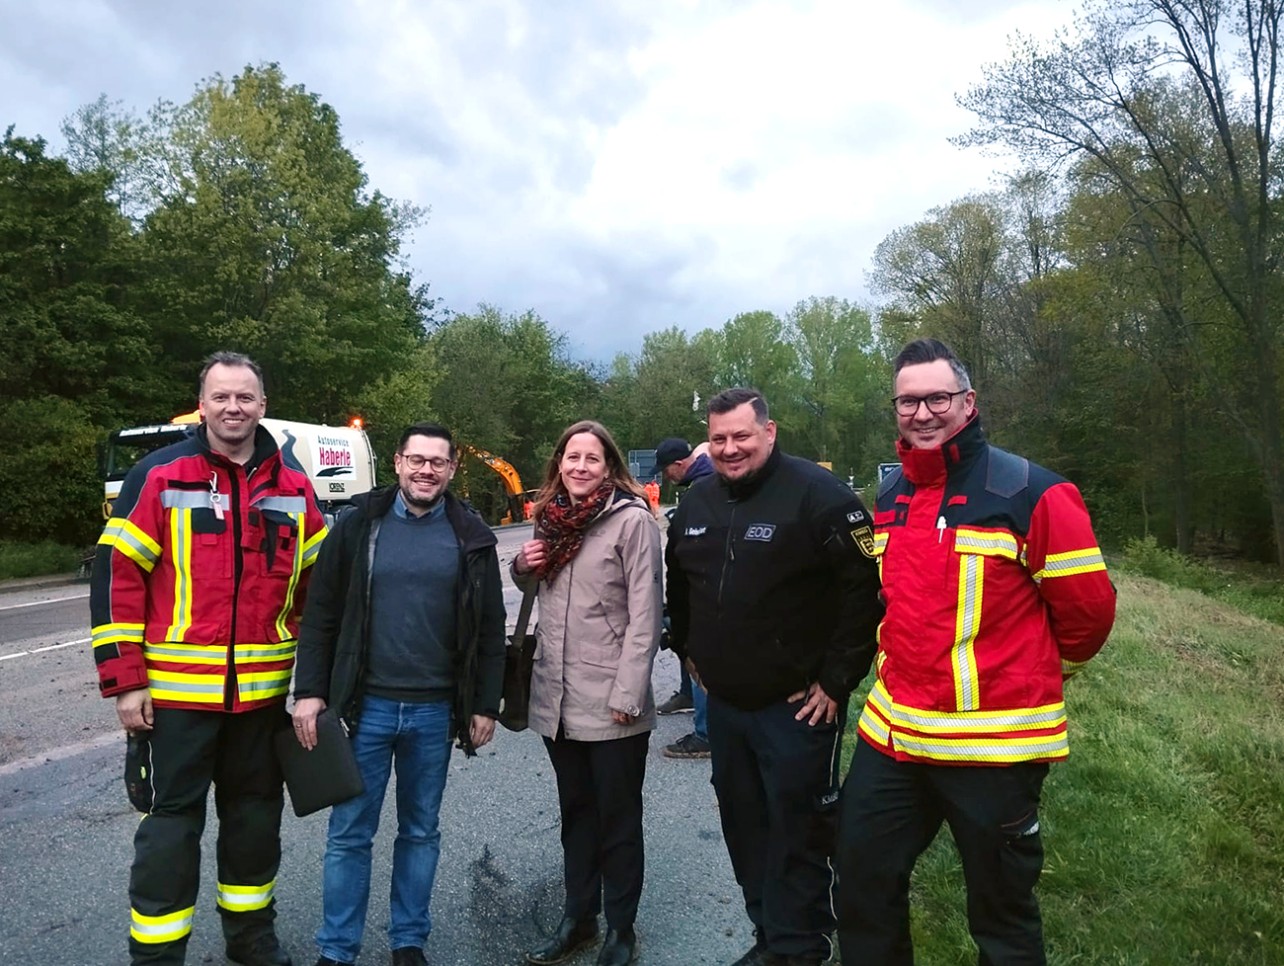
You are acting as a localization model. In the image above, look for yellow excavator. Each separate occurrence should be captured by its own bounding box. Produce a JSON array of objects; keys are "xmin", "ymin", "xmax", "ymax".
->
[{"xmin": 461, "ymin": 446, "xmax": 537, "ymax": 525}]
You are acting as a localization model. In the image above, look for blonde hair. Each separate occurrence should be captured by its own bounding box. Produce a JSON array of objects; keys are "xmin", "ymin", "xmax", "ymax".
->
[{"xmin": 531, "ymin": 420, "xmax": 648, "ymax": 517}]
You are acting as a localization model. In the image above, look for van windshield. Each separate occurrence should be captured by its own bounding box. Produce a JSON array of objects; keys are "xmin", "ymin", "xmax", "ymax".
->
[{"xmin": 104, "ymin": 427, "xmax": 193, "ymax": 481}]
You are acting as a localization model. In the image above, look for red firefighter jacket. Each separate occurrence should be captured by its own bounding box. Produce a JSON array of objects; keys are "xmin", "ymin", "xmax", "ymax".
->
[
  {"xmin": 90, "ymin": 425, "xmax": 328, "ymax": 712},
  {"xmin": 857, "ymin": 414, "xmax": 1115, "ymax": 765}
]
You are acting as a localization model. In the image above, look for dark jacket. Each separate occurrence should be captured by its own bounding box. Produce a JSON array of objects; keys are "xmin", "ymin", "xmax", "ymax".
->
[
  {"xmin": 665, "ymin": 446, "xmax": 883, "ymax": 710},
  {"xmin": 293, "ymin": 485, "xmax": 506, "ymax": 755}
]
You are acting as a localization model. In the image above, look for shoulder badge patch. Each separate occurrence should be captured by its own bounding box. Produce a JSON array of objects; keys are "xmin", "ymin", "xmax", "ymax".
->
[{"xmin": 850, "ymin": 525, "xmax": 876, "ymax": 557}]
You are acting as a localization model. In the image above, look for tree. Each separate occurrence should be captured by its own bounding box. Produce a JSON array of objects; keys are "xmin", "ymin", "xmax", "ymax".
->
[
  {"xmin": 870, "ymin": 194, "xmax": 1015, "ymax": 393},
  {"xmin": 959, "ymin": 0, "xmax": 1284, "ymax": 564},
  {"xmin": 783, "ymin": 297, "xmax": 888, "ymax": 477},
  {"xmin": 131, "ymin": 64, "xmax": 428, "ymax": 422},
  {"xmin": 600, "ymin": 326, "xmax": 720, "ymax": 455},
  {"xmin": 427, "ymin": 306, "xmax": 600, "ymax": 520},
  {"xmin": 0, "ymin": 129, "xmax": 163, "ymax": 541}
]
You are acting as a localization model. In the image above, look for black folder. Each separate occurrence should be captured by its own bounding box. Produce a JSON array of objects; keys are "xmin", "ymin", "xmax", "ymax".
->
[{"xmin": 274, "ymin": 709, "xmax": 365, "ymax": 817}]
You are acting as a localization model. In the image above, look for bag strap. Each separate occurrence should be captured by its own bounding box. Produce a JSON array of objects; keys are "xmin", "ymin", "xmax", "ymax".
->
[{"xmin": 511, "ymin": 579, "xmax": 538, "ymax": 641}]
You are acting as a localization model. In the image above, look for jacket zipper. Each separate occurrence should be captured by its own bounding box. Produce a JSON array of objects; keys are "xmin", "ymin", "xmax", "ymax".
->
[
  {"xmin": 226, "ymin": 465, "xmax": 243, "ymax": 711},
  {"xmin": 717, "ymin": 501, "xmax": 738, "ymax": 611}
]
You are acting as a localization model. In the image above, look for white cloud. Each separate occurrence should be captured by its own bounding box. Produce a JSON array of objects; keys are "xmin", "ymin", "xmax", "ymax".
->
[{"xmin": 0, "ymin": 0, "xmax": 1070, "ymax": 359}]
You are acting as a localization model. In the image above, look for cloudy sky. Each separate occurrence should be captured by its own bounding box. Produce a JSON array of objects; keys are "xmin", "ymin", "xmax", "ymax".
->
[{"xmin": 2, "ymin": 0, "xmax": 1068, "ymax": 360}]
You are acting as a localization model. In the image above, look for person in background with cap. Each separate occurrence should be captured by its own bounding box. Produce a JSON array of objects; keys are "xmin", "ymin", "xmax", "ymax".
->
[{"xmin": 653, "ymin": 437, "xmax": 715, "ymax": 759}]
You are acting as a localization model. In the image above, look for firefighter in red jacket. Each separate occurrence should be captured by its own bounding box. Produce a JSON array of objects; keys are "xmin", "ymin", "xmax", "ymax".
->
[
  {"xmin": 836, "ymin": 339, "xmax": 1116, "ymax": 966},
  {"xmin": 91, "ymin": 352, "xmax": 327, "ymax": 966}
]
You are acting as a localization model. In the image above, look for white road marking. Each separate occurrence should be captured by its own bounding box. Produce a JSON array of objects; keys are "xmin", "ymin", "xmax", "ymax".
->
[
  {"xmin": 0, "ymin": 592, "xmax": 90, "ymax": 612},
  {"xmin": 0, "ymin": 637, "xmax": 91, "ymax": 662},
  {"xmin": 0, "ymin": 730, "xmax": 121, "ymax": 777}
]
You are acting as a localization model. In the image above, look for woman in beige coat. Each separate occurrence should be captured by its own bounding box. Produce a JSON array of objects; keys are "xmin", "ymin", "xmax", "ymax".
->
[{"xmin": 514, "ymin": 419, "xmax": 662, "ymax": 966}]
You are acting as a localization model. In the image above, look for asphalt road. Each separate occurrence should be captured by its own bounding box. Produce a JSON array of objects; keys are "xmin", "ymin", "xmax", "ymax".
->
[{"xmin": 0, "ymin": 524, "xmax": 755, "ymax": 966}]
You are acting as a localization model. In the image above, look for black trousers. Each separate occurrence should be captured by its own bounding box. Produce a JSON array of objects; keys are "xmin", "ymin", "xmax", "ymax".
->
[
  {"xmin": 126, "ymin": 704, "xmax": 287, "ymax": 965},
  {"xmin": 836, "ymin": 739, "xmax": 1049, "ymax": 966},
  {"xmin": 706, "ymin": 692, "xmax": 843, "ymax": 960},
  {"xmin": 543, "ymin": 729, "xmax": 650, "ymax": 930}
]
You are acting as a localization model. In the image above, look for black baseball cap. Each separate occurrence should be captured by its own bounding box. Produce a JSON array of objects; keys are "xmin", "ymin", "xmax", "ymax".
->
[{"xmin": 655, "ymin": 438, "xmax": 692, "ymax": 469}]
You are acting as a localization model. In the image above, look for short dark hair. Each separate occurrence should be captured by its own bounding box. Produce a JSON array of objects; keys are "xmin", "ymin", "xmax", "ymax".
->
[
  {"xmin": 199, "ymin": 351, "xmax": 265, "ymax": 396},
  {"xmin": 707, "ymin": 387, "xmax": 770, "ymax": 423},
  {"xmin": 398, "ymin": 422, "xmax": 455, "ymax": 460},
  {"xmin": 892, "ymin": 339, "xmax": 972, "ymax": 391}
]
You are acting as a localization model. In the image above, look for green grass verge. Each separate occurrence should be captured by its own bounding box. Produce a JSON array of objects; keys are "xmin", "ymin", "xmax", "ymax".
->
[
  {"xmin": 841, "ymin": 571, "xmax": 1284, "ymax": 964},
  {"xmin": 0, "ymin": 540, "xmax": 85, "ymax": 580}
]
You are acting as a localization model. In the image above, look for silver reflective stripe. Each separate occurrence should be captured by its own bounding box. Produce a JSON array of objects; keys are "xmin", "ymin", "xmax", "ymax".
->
[
  {"xmin": 894, "ymin": 732, "xmax": 1069, "ymax": 759},
  {"xmin": 890, "ymin": 705, "xmax": 1066, "ymax": 731},
  {"xmin": 235, "ymin": 645, "xmax": 296, "ymax": 660},
  {"xmin": 956, "ymin": 533, "xmax": 1017, "ymax": 554},
  {"xmin": 1042, "ymin": 551, "xmax": 1105, "ymax": 574},
  {"xmin": 111, "ymin": 525, "xmax": 162, "ymax": 566},
  {"xmin": 161, "ymin": 490, "xmax": 219, "ymax": 509},
  {"xmin": 145, "ymin": 643, "xmax": 228, "ymax": 660},
  {"xmin": 254, "ymin": 496, "xmax": 308, "ymax": 513},
  {"xmin": 151, "ymin": 678, "xmax": 223, "ymax": 695},
  {"xmin": 857, "ymin": 705, "xmax": 890, "ymax": 742},
  {"xmin": 240, "ymin": 676, "xmax": 290, "ymax": 694}
]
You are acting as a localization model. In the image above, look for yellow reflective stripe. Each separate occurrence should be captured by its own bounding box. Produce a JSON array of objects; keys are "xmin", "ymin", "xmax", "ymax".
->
[
  {"xmin": 300, "ymin": 523, "xmax": 327, "ymax": 569},
  {"xmin": 238, "ymin": 669, "xmax": 291, "ymax": 700},
  {"xmin": 868, "ymin": 679, "xmax": 1066, "ymax": 733},
  {"xmin": 873, "ymin": 531, "xmax": 889, "ymax": 553},
  {"xmin": 147, "ymin": 669, "xmax": 225, "ymax": 703},
  {"xmin": 234, "ymin": 640, "xmax": 296, "ymax": 662},
  {"xmin": 130, "ymin": 905, "xmax": 194, "ymax": 944},
  {"xmin": 92, "ymin": 622, "xmax": 145, "ymax": 648},
  {"xmin": 216, "ymin": 878, "xmax": 275, "ymax": 912},
  {"xmin": 954, "ymin": 528, "xmax": 1018, "ymax": 559},
  {"xmin": 275, "ymin": 513, "xmax": 306, "ymax": 638},
  {"xmin": 891, "ymin": 730, "xmax": 1069, "ymax": 763},
  {"xmin": 1061, "ymin": 657, "xmax": 1088, "ymax": 677},
  {"xmin": 953, "ymin": 554, "xmax": 982, "ymax": 711},
  {"xmin": 1033, "ymin": 547, "xmax": 1107, "ymax": 580},
  {"xmin": 857, "ymin": 703, "xmax": 890, "ymax": 744},
  {"xmin": 165, "ymin": 510, "xmax": 194, "ymax": 641},
  {"xmin": 144, "ymin": 642, "xmax": 228, "ymax": 666},
  {"xmin": 149, "ymin": 685, "xmax": 224, "ymax": 704},
  {"xmin": 100, "ymin": 519, "xmax": 162, "ymax": 571}
]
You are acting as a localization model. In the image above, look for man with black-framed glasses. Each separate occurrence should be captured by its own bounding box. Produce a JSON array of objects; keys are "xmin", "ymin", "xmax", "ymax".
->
[
  {"xmin": 836, "ymin": 338, "xmax": 1117, "ymax": 966},
  {"xmin": 291, "ymin": 422, "xmax": 506, "ymax": 966}
]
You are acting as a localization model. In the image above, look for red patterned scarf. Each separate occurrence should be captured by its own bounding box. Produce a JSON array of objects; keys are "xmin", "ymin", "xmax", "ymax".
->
[{"xmin": 537, "ymin": 481, "xmax": 614, "ymax": 581}]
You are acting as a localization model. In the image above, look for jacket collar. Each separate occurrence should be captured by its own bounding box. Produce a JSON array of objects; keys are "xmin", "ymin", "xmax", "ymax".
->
[
  {"xmin": 896, "ymin": 411, "xmax": 987, "ymax": 486},
  {"xmin": 195, "ymin": 423, "xmax": 278, "ymax": 475},
  {"xmin": 358, "ymin": 485, "xmax": 498, "ymax": 551},
  {"xmin": 717, "ymin": 444, "xmax": 782, "ymax": 500}
]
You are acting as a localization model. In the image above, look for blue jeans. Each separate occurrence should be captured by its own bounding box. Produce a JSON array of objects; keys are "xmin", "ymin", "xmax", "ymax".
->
[
  {"xmin": 693, "ymin": 680, "xmax": 708, "ymax": 741},
  {"xmin": 317, "ymin": 695, "xmax": 452, "ymax": 962}
]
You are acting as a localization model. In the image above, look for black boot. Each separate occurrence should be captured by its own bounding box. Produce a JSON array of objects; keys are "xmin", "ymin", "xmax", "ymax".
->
[
  {"xmin": 595, "ymin": 927, "xmax": 636, "ymax": 966},
  {"xmin": 226, "ymin": 933, "xmax": 293, "ymax": 966},
  {"xmin": 526, "ymin": 916, "xmax": 598, "ymax": 965}
]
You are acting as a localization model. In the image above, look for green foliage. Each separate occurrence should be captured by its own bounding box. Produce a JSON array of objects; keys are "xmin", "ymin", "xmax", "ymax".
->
[
  {"xmin": 1119, "ymin": 537, "xmax": 1284, "ymax": 626},
  {"xmin": 0, "ymin": 396, "xmax": 104, "ymax": 545},
  {"xmin": 844, "ymin": 572, "xmax": 1284, "ymax": 963},
  {"xmin": 426, "ymin": 306, "xmax": 600, "ymax": 521},
  {"xmin": 134, "ymin": 64, "xmax": 428, "ymax": 422},
  {"xmin": 0, "ymin": 541, "xmax": 84, "ymax": 579}
]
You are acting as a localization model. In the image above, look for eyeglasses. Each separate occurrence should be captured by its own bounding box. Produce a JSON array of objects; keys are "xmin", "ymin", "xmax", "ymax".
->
[
  {"xmin": 892, "ymin": 390, "xmax": 968, "ymax": 417},
  {"xmin": 399, "ymin": 454, "xmax": 453, "ymax": 471}
]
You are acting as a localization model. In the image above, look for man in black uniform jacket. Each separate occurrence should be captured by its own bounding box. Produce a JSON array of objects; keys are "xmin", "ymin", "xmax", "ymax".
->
[{"xmin": 665, "ymin": 388, "xmax": 883, "ymax": 966}]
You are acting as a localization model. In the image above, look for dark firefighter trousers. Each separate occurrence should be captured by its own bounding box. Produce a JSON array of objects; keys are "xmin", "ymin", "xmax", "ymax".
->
[
  {"xmin": 125, "ymin": 703, "xmax": 287, "ymax": 964},
  {"xmin": 836, "ymin": 739, "xmax": 1050, "ymax": 966}
]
